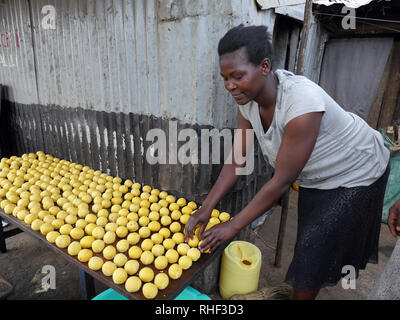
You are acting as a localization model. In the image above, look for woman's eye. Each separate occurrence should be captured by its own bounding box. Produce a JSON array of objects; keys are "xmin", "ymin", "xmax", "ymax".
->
[{"xmin": 234, "ymin": 75, "xmax": 242, "ymax": 80}]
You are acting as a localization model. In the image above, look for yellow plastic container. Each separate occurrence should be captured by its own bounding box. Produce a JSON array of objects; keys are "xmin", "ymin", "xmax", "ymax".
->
[{"xmin": 219, "ymin": 241, "xmax": 262, "ymax": 300}]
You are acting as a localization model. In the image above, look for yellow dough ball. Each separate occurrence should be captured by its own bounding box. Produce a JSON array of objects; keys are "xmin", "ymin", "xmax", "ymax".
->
[
  {"xmin": 103, "ymin": 231, "xmax": 116, "ymax": 244},
  {"xmin": 154, "ymin": 256, "xmax": 169, "ymax": 270},
  {"xmin": 151, "ymin": 233, "xmax": 164, "ymax": 245},
  {"xmin": 180, "ymin": 214, "xmax": 190, "ymax": 225},
  {"xmin": 181, "ymin": 206, "xmax": 192, "ymax": 215},
  {"xmin": 138, "ymin": 227, "xmax": 151, "ymax": 238},
  {"xmin": 159, "ymin": 207, "xmax": 169, "ymax": 216},
  {"xmin": 178, "ymin": 255, "xmax": 193, "ymax": 270},
  {"xmin": 163, "ymin": 238, "xmax": 175, "ymax": 250},
  {"xmin": 140, "ymin": 251, "xmax": 154, "ymax": 265},
  {"xmin": 116, "ymin": 239, "xmax": 129, "ymax": 253},
  {"xmin": 114, "ymin": 253, "xmax": 128, "ymax": 267},
  {"xmin": 141, "ymin": 239, "xmax": 154, "ymax": 251},
  {"xmin": 55, "ymin": 234, "xmax": 71, "ymax": 249},
  {"xmin": 165, "ymin": 249, "xmax": 179, "ymax": 264},
  {"xmin": 138, "ymin": 216, "xmax": 150, "ymax": 227},
  {"xmin": 65, "ymin": 214, "xmax": 77, "ymax": 225},
  {"xmin": 169, "ymin": 222, "xmax": 181, "ymax": 233},
  {"xmin": 187, "ymin": 201, "xmax": 197, "ymax": 210},
  {"xmin": 138, "ymin": 267, "xmax": 154, "ymax": 282},
  {"xmin": 151, "ymin": 244, "xmax": 165, "ymax": 257},
  {"xmin": 96, "ymin": 216, "xmax": 108, "ymax": 227},
  {"xmin": 169, "ymin": 203, "xmax": 180, "ymax": 212},
  {"xmin": 187, "ymin": 248, "xmax": 201, "ymax": 262},
  {"xmin": 67, "ymin": 241, "xmax": 81, "ymax": 256},
  {"xmin": 40, "ymin": 222, "xmax": 54, "ymax": 235},
  {"xmin": 127, "ymin": 232, "xmax": 140, "ymax": 245},
  {"xmin": 148, "ymin": 211, "xmax": 160, "ymax": 221},
  {"xmin": 165, "ymin": 195, "xmax": 175, "ymax": 204},
  {"xmin": 160, "ymin": 215, "xmax": 172, "ymax": 226},
  {"xmin": 92, "ymin": 239, "xmax": 105, "ymax": 253},
  {"xmin": 112, "ymin": 268, "xmax": 128, "ymax": 285},
  {"xmin": 219, "ymin": 212, "xmax": 231, "ymax": 222},
  {"xmin": 138, "ymin": 207, "xmax": 149, "ymax": 217},
  {"xmin": 102, "ymin": 261, "xmax": 117, "ymax": 277},
  {"xmin": 70, "ymin": 227, "xmax": 84, "ymax": 240},
  {"xmin": 125, "ymin": 276, "xmax": 142, "ymax": 293},
  {"xmin": 116, "ymin": 216, "xmax": 128, "ymax": 227},
  {"xmin": 171, "ymin": 210, "xmax": 181, "ymax": 221},
  {"xmin": 168, "ymin": 264, "xmax": 183, "ymax": 280},
  {"xmin": 176, "ymin": 198, "xmax": 187, "ymax": 207},
  {"xmin": 187, "ymin": 236, "xmax": 199, "ymax": 248},
  {"xmin": 148, "ymin": 221, "xmax": 161, "ymax": 232},
  {"xmin": 80, "ymin": 236, "xmax": 95, "ymax": 249},
  {"xmin": 85, "ymin": 223, "xmax": 97, "ymax": 236},
  {"xmin": 177, "ymin": 243, "xmax": 190, "ymax": 256},
  {"xmin": 31, "ymin": 219, "xmax": 44, "ymax": 231},
  {"xmin": 172, "ymin": 232, "xmax": 184, "ymax": 245},
  {"xmin": 124, "ymin": 260, "xmax": 140, "ymax": 275},
  {"xmin": 127, "ymin": 220, "xmax": 139, "ymax": 232},
  {"xmin": 103, "ymin": 245, "xmax": 117, "ymax": 260},
  {"xmin": 116, "ymin": 226, "xmax": 128, "ymax": 238},
  {"xmin": 105, "ymin": 222, "xmax": 118, "ymax": 232},
  {"xmin": 78, "ymin": 249, "xmax": 93, "ymax": 262},
  {"xmin": 92, "ymin": 226, "xmax": 105, "ymax": 239},
  {"xmin": 88, "ymin": 256, "xmax": 104, "ymax": 271},
  {"xmin": 159, "ymin": 227, "xmax": 171, "ymax": 239},
  {"xmin": 154, "ymin": 272, "xmax": 169, "ymax": 290},
  {"xmin": 128, "ymin": 246, "xmax": 142, "ymax": 260},
  {"xmin": 127, "ymin": 211, "xmax": 139, "ymax": 221},
  {"xmin": 46, "ymin": 231, "xmax": 61, "ymax": 243},
  {"xmin": 142, "ymin": 283, "xmax": 158, "ymax": 299},
  {"xmin": 75, "ymin": 219, "xmax": 87, "ymax": 230}
]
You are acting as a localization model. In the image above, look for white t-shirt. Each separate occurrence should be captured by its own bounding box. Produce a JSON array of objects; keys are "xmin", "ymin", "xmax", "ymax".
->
[{"xmin": 239, "ymin": 69, "xmax": 390, "ymax": 189}]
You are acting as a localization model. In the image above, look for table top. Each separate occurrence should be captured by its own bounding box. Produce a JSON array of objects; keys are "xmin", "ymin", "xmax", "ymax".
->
[{"xmin": 0, "ymin": 210, "xmax": 226, "ymax": 300}]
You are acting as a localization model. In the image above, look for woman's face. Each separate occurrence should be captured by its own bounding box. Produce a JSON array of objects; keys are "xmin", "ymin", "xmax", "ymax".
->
[{"xmin": 219, "ymin": 47, "xmax": 267, "ymax": 105}]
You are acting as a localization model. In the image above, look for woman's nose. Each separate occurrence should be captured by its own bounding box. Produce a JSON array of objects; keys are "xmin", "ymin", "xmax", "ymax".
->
[{"xmin": 225, "ymin": 80, "xmax": 236, "ymax": 92}]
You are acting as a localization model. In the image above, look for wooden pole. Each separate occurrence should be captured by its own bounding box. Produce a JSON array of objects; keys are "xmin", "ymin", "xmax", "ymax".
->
[{"xmin": 296, "ymin": 0, "xmax": 314, "ymax": 75}]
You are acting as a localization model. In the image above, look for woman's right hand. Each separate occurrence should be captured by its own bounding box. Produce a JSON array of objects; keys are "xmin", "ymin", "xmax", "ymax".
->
[
  {"xmin": 388, "ymin": 199, "xmax": 400, "ymax": 238},
  {"xmin": 184, "ymin": 204, "xmax": 214, "ymax": 242}
]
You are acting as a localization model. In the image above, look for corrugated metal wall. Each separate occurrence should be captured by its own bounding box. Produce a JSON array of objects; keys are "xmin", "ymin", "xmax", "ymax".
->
[
  {"xmin": 0, "ymin": 0, "xmax": 278, "ymax": 129},
  {"xmin": 0, "ymin": 0, "xmax": 289, "ymax": 202}
]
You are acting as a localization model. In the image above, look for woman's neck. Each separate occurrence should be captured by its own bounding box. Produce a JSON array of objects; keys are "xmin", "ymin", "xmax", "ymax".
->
[{"xmin": 255, "ymin": 72, "xmax": 278, "ymax": 111}]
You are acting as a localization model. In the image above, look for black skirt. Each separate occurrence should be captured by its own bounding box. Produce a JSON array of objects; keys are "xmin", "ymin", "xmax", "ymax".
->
[{"xmin": 285, "ymin": 165, "xmax": 390, "ymax": 291}]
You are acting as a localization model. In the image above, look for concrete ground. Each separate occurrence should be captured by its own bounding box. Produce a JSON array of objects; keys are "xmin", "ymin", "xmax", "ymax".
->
[{"xmin": 0, "ymin": 189, "xmax": 397, "ymax": 300}]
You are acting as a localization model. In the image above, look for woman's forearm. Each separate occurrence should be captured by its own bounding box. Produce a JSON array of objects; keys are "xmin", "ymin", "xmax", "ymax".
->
[{"xmin": 231, "ymin": 177, "xmax": 291, "ymax": 232}]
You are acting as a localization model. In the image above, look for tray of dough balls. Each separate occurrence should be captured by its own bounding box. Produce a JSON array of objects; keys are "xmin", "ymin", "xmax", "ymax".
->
[{"xmin": 0, "ymin": 152, "xmax": 231, "ymax": 300}]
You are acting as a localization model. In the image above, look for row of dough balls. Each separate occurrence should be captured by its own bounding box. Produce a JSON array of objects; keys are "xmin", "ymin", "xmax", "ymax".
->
[{"xmin": 0, "ymin": 153, "xmax": 231, "ymax": 298}]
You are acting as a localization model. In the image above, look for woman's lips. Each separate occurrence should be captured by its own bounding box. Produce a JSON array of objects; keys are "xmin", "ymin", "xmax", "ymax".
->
[{"xmin": 233, "ymin": 93, "xmax": 245, "ymax": 100}]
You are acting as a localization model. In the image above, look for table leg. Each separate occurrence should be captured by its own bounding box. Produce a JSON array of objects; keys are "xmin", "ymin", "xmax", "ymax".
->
[
  {"xmin": 79, "ymin": 270, "xmax": 96, "ymax": 300},
  {"xmin": 0, "ymin": 216, "xmax": 6, "ymax": 253}
]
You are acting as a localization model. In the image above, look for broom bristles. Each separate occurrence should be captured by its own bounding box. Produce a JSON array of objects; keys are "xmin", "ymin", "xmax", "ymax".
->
[{"xmin": 230, "ymin": 283, "xmax": 294, "ymax": 300}]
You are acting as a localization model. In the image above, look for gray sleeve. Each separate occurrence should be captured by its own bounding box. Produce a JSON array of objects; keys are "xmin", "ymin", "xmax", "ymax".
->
[{"xmin": 283, "ymin": 84, "xmax": 326, "ymax": 128}]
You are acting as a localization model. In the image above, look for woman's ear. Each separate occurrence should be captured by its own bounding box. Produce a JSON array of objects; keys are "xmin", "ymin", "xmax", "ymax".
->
[{"xmin": 260, "ymin": 58, "xmax": 272, "ymax": 75}]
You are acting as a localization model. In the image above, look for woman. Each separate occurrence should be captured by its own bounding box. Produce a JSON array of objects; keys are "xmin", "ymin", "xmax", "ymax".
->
[{"xmin": 184, "ymin": 25, "xmax": 390, "ymax": 300}]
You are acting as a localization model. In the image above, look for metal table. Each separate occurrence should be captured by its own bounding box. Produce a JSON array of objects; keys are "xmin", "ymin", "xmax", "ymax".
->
[{"xmin": 0, "ymin": 210, "xmax": 226, "ymax": 300}]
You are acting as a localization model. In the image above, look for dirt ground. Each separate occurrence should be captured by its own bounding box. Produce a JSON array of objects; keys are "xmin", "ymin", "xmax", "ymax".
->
[{"xmin": 0, "ymin": 189, "xmax": 397, "ymax": 300}]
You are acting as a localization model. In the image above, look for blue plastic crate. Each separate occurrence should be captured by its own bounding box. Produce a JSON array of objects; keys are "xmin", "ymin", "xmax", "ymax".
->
[{"xmin": 92, "ymin": 286, "xmax": 210, "ymax": 300}]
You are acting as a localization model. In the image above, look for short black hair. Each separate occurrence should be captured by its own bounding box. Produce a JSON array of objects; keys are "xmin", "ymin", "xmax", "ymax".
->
[{"xmin": 218, "ymin": 24, "xmax": 274, "ymax": 67}]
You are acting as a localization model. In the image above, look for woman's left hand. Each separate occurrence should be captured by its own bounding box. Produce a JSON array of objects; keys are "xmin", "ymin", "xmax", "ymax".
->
[{"xmin": 199, "ymin": 220, "xmax": 239, "ymax": 254}]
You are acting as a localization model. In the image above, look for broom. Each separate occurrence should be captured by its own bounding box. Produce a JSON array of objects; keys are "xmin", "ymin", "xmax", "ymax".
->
[{"xmin": 230, "ymin": 283, "xmax": 294, "ymax": 300}]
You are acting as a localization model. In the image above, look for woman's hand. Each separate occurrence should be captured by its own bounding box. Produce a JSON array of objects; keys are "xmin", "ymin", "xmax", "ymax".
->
[
  {"xmin": 198, "ymin": 220, "xmax": 239, "ymax": 254},
  {"xmin": 388, "ymin": 199, "xmax": 400, "ymax": 238},
  {"xmin": 184, "ymin": 204, "xmax": 214, "ymax": 242}
]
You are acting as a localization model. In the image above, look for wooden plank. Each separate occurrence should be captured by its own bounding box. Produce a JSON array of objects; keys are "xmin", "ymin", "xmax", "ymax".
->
[
  {"xmin": 367, "ymin": 47, "xmax": 393, "ymax": 129},
  {"xmin": 0, "ymin": 209, "xmax": 224, "ymax": 300},
  {"xmin": 378, "ymin": 42, "xmax": 400, "ymax": 129},
  {"xmin": 295, "ymin": 0, "xmax": 313, "ymax": 75}
]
